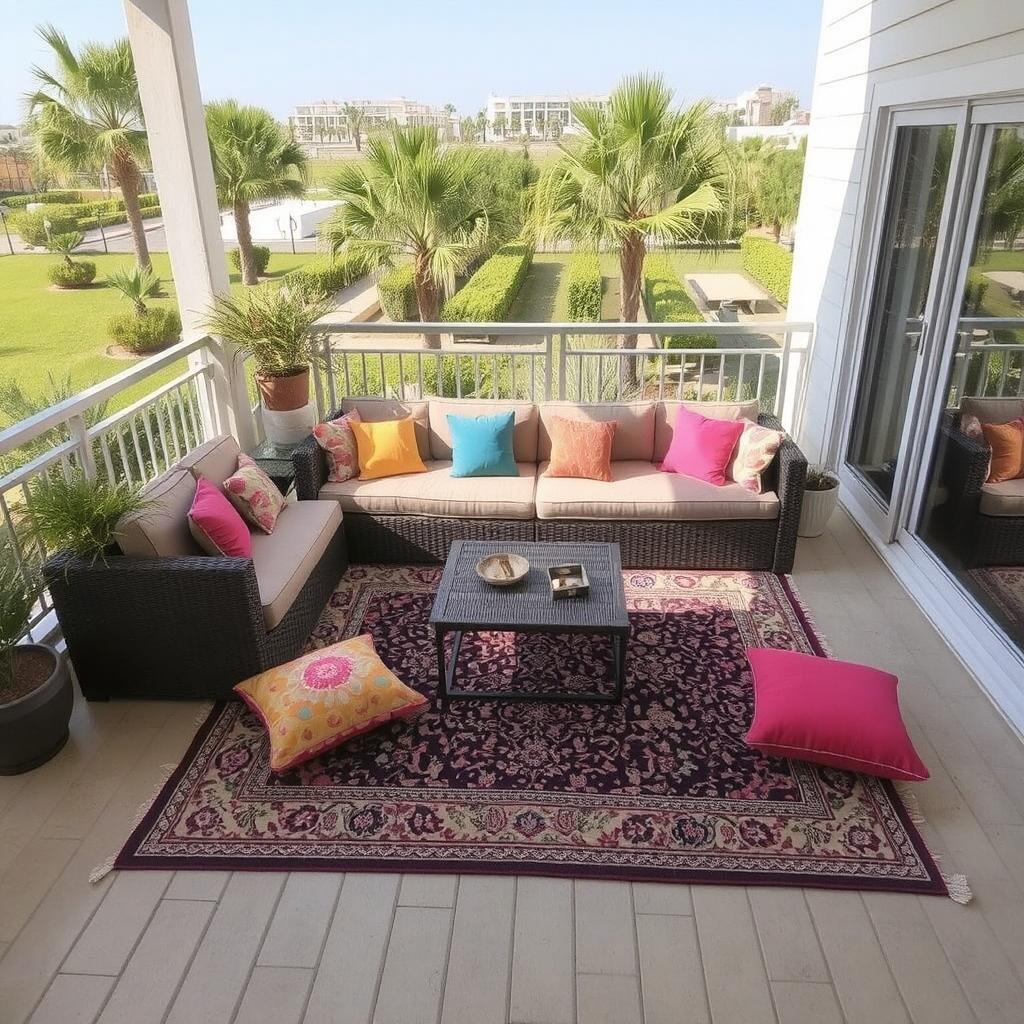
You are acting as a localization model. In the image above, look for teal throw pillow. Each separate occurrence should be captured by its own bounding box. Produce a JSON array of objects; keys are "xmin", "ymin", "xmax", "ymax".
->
[{"xmin": 448, "ymin": 411, "xmax": 518, "ymax": 477}]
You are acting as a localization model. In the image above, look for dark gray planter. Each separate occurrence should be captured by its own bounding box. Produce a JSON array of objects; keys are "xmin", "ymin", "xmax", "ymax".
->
[{"xmin": 0, "ymin": 645, "xmax": 73, "ymax": 775}]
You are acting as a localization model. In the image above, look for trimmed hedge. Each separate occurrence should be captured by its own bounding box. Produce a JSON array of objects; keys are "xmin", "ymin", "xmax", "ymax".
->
[
  {"xmin": 48, "ymin": 261, "xmax": 97, "ymax": 288},
  {"xmin": 74, "ymin": 204, "xmax": 160, "ymax": 232},
  {"xmin": 108, "ymin": 307, "xmax": 182, "ymax": 354},
  {"xmin": 8, "ymin": 210, "xmax": 80, "ymax": 246},
  {"xmin": 566, "ymin": 253, "xmax": 602, "ymax": 321},
  {"xmin": 285, "ymin": 252, "xmax": 364, "ymax": 295},
  {"xmin": 740, "ymin": 234, "xmax": 792, "ymax": 306},
  {"xmin": 2, "ymin": 189, "xmax": 82, "ymax": 210},
  {"xmin": 378, "ymin": 265, "xmax": 417, "ymax": 321},
  {"xmin": 441, "ymin": 243, "xmax": 533, "ymax": 322},
  {"xmin": 229, "ymin": 245, "xmax": 271, "ymax": 275},
  {"xmin": 643, "ymin": 254, "xmax": 717, "ymax": 349}
]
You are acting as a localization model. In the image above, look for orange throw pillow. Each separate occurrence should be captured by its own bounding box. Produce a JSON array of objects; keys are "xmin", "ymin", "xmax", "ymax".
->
[
  {"xmin": 981, "ymin": 418, "xmax": 1024, "ymax": 483},
  {"xmin": 544, "ymin": 416, "xmax": 616, "ymax": 481},
  {"xmin": 350, "ymin": 416, "xmax": 427, "ymax": 481}
]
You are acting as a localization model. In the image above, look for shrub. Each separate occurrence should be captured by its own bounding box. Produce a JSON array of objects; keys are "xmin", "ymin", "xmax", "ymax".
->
[
  {"xmin": 566, "ymin": 253, "xmax": 602, "ymax": 321},
  {"xmin": 285, "ymin": 252, "xmax": 364, "ymax": 295},
  {"xmin": 107, "ymin": 307, "xmax": 182, "ymax": 354},
  {"xmin": 228, "ymin": 245, "xmax": 271, "ymax": 275},
  {"xmin": 741, "ymin": 234, "xmax": 793, "ymax": 306},
  {"xmin": 47, "ymin": 261, "xmax": 97, "ymax": 288},
  {"xmin": 2, "ymin": 190, "xmax": 81, "ymax": 210},
  {"xmin": 643, "ymin": 254, "xmax": 717, "ymax": 349},
  {"xmin": 8, "ymin": 210, "xmax": 79, "ymax": 246},
  {"xmin": 378, "ymin": 265, "xmax": 417, "ymax": 320},
  {"xmin": 441, "ymin": 243, "xmax": 533, "ymax": 322},
  {"xmin": 73, "ymin": 204, "xmax": 161, "ymax": 232}
]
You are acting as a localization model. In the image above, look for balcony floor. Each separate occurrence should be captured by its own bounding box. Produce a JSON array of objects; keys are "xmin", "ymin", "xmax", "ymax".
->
[{"xmin": 1, "ymin": 508, "xmax": 1023, "ymax": 1024}]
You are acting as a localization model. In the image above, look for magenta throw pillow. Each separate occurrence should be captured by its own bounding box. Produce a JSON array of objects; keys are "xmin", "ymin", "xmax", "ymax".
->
[
  {"xmin": 744, "ymin": 648, "xmax": 928, "ymax": 781},
  {"xmin": 660, "ymin": 406, "xmax": 745, "ymax": 485},
  {"xmin": 188, "ymin": 476, "xmax": 252, "ymax": 557}
]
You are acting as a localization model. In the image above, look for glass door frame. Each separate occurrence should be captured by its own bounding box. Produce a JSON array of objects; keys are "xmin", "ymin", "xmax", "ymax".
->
[{"xmin": 838, "ymin": 104, "xmax": 971, "ymax": 542}]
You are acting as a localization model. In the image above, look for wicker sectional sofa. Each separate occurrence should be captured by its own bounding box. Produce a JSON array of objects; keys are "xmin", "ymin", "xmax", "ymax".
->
[{"xmin": 293, "ymin": 397, "xmax": 807, "ymax": 572}]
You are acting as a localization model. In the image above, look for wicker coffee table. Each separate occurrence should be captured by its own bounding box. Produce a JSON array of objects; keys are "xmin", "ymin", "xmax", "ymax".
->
[{"xmin": 429, "ymin": 540, "xmax": 629, "ymax": 707}]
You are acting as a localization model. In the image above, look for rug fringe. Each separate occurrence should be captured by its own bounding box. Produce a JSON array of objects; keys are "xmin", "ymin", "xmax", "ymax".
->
[
  {"xmin": 781, "ymin": 575, "xmax": 834, "ymax": 657},
  {"xmin": 943, "ymin": 873, "xmax": 973, "ymax": 905},
  {"xmin": 89, "ymin": 762, "xmax": 177, "ymax": 885},
  {"xmin": 191, "ymin": 701, "xmax": 214, "ymax": 727}
]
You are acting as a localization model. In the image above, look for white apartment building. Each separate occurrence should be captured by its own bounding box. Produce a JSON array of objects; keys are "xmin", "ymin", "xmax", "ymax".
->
[
  {"xmin": 485, "ymin": 93, "xmax": 608, "ymax": 138},
  {"xmin": 288, "ymin": 98, "xmax": 452, "ymax": 146},
  {"xmin": 716, "ymin": 85, "xmax": 800, "ymax": 127}
]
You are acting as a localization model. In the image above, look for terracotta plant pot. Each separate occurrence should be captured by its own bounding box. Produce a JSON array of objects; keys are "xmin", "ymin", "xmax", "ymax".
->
[
  {"xmin": 798, "ymin": 483, "xmax": 840, "ymax": 538},
  {"xmin": 0, "ymin": 645, "xmax": 73, "ymax": 775},
  {"xmin": 255, "ymin": 367, "xmax": 310, "ymax": 412}
]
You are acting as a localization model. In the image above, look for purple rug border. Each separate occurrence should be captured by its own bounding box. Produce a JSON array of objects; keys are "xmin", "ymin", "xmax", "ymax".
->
[{"xmin": 112, "ymin": 572, "xmax": 949, "ymax": 898}]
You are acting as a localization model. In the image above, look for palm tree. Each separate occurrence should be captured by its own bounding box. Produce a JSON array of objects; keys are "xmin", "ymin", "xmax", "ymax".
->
[
  {"xmin": 343, "ymin": 103, "xmax": 366, "ymax": 152},
  {"xmin": 460, "ymin": 116, "xmax": 477, "ymax": 143},
  {"xmin": 493, "ymin": 113, "xmax": 507, "ymax": 140},
  {"xmin": 26, "ymin": 26, "xmax": 152, "ymax": 268},
  {"xmin": 531, "ymin": 74, "xmax": 727, "ymax": 368},
  {"xmin": 476, "ymin": 110, "xmax": 488, "ymax": 143},
  {"xmin": 322, "ymin": 125, "xmax": 489, "ymax": 348},
  {"xmin": 205, "ymin": 100, "xmax": 306, "ymax": 285},
  {"xmin": 755, "ymin": 147, "xmax": 804, "ymax": 243},
  {"xmin": 107, "ymin": 264, "xmax": 161, "ymax": 316}
]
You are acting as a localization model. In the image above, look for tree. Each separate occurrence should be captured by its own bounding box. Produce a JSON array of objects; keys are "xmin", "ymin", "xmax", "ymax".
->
[
  {"xmin": 549, "ymin": 116, "xmax": 563, "ymax": 142},
  {"xmin": 535, "ymin": 110, "xmax": 546, "ymax": 140},
  {"xmin": 443, "ymin": 103, "xmax": 457, "ymax": 140},
  {"xmin": 530, "ymin": 73, "xmax": 727, "ymax": 376},
  {"xmin": 460, "ymin": 116, "xmax": 477, "ymax": 143},
  {"xmin": 492, "ymin": 112, "xmax": 507, "ymax": 139},
  {"xmin": 770, "ymin": 96, "xmax": 798, "ymax": 125},
  {"xmin": 205, "ymin": 100, "xmax": 306, "ymax": 285},
  {"xmin": 755, "ymin": 147, "xmax": 804, "ymax": 242},
  {"xmin": 107, "ymin": 264, "xmax": 161, "ymax": 316},
  {"xmin": 323, "ymin": 125, "xmax": 490, "ymax": 348},
  {"xmin": 343, "ymin": 103, "xmax": 366, "ymax": 152},
  {"xmin": 476, "ymin": 110, "xmax": 489, "ymax": 144},
  {"xmin": 26, "ymin": 26, "xmax": 152, "ymax": 268}
]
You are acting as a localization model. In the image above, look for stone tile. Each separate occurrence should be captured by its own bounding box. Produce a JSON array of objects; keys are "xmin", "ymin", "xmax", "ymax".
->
[
  {"xmin": 28, "ymin": 973, "xmax": 115, "ymax": 1024},
  {"xmin": 749, "ymin": 889, "xmax": 829, "ymax": 983},
  {"xmin": 258, "ymin": 872, "xmax": 342, "ymax": 968},
  {"xmin": 575, "ymin": 880, "xmax": 636, "ymax": 975},
  {"xmin": 771, "ymin": 981, "xmax": 844, "ymax": 1024},
  {"xmin": 510, "ymin": 877, "xmax": 574, "ymax": 1024},
  {"xmin": 398, "ymin": 873, "xmax": 458, "ymax": 908},
  {"xmin": 577, "ymin": 973, "xmax": 642, "ymax": 1024},
  {"xmin": 0, "ymin": 837, "xmax": 79, "ymax": 943},
  {"xmin": 632, "ymin": 882, "xmax": 692, "ymax": 916},
  {"xmin": 636, "ymin": 913, "xmax": 709, "ymax": 1024},
  {"xmin": 234, "ymin": 965, "xmax": 312, "ymax": 1024},
  {"xmin": 163, "ymin": 871, "xmax": 230, "ymax": 901},
  {"xmin": 373, "ymin": 906, "xmax": 452, "ymax": 1024}
]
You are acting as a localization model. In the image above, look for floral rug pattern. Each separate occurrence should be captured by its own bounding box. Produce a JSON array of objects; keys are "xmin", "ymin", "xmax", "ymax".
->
[
  {"xmin": 970, "ymin": 566, "xmax": 1024, "ymax": 628},
  {"xmin": 115, "ymin": 567, "xmax": 946, "ymax": 895}
]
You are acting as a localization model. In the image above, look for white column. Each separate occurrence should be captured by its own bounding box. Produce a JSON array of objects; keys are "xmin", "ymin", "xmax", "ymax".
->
[{"xmin": 123, "ymin": 0, "xmax": 258, "ymax": 450}]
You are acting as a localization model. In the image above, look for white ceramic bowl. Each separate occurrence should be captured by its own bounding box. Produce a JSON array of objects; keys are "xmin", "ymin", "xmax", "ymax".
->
[{"xmin": 475, "ymin": 552, "xmax": 530, "ymax": 586}]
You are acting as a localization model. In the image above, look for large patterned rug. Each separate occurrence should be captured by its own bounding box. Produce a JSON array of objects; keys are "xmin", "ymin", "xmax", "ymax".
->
[
  {"xmin": 970, "ymin": 566, "xmax": 1024, "ymax": 629},
  {"xmin": 113, "ymin": 567, "xmax": 949, "ymax": 896}
]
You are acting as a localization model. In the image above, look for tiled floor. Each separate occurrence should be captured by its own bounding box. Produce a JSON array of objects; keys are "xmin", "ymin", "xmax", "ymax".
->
[{"xmin": 2, "ymin": 508, "xmax": 1024, "ymax": 1023}]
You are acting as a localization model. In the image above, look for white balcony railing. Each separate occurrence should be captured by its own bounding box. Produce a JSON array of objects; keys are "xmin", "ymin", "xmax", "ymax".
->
[{"xmin": 950, "ymin": 317, "xmax": 1024, "ymax": 403}]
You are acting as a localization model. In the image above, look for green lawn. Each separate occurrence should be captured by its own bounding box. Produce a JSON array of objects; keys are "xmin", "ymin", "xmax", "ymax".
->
[{"xmin": 0, "ymin": 251, "xmax": 320, "ymax": 422}]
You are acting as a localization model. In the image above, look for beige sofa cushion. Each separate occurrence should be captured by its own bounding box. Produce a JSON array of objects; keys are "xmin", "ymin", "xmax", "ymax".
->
[
  {"xmin": 116, "ymin": 470, "xmax": 200, "ymax": 557},
  {"xmin": 339, "ymin": 398, "xmax": 430, "ymax": 461},
  {"xmin": 654, "ymin": 400, "xmax": 761, "ymax": 461},
  {"xmin": 538, "ymin": 402, "xmax": 655, "ymax": 462},
  {"xmin": 251, "ymin": 500, "xmax": 342, "ymax": 630},
  {"xmin": 428, "ymin": 399, "xmax": 539, "ymax": 462},
  {"xmin": 980, "ymin": 478, "xmax": 1024, "ymax": 517},
  {"xmin": 960, "ymin": 396, "xmax": 1024, "ymax": 425},
  {"xmin": 535, "ymin": 460, "xmax": 779, "ymax": 521},
  {"xmin": 178, "ymin": 434, "xmax": 241, "ymax": 487},
  {"xmin": 319, "ymin": 461, "xmax": 536, "ymax": 519}
]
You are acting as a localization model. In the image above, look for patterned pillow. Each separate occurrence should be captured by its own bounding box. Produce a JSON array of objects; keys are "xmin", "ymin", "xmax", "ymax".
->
[
  {"xmin": 731, "ymin": 421, "xmax": 786, "ymax": 494},
  {"xmin": 235, "ymin": 633, "xmax": 427, "ymax": 773},
  {"xmin": 544, "ymin": 416, "xmax": 617, "ymax": 481},
  {"xmin": 223, "ymin": 453, "xmax": 286, "ymax": 534},
  {"xmin": 313, "ymin": 409, "xmax": 362, "ymax": 483}
]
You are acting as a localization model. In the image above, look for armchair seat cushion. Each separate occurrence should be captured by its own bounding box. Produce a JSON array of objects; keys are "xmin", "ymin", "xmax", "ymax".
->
[
  {"xmin": 319, "ymin": 461, "xmax": 537, "ymax": 519},
  {"xmin": 980, "ymin": 478, "xmax": 1024, "ymax": 517},
  {"xmin": 251, "ymin": 500, "xmax": 343, "ymax": 630},
  {"xmin": 535, "ymin": 461, "xmax": 779, "ymax": 521}
]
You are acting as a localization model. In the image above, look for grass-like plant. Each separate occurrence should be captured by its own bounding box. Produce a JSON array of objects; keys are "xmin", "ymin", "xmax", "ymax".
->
[
  {"xmin": 107, "ymin": 264, "xmax": 162, "ymax": 316},
  {"xmin": 28, "ymin": 472, "xmax": 151, "ymax": 563},
  {"xmin": 201, "ymin": 281, "xmax": 333, "ymax": 377},
  {"xmin": 0, "ymin": 545, "xmax": 37, "ymax": 704},
  {"xmin": 108, "ymin": 307, "xmax": 181, "ymax": 354},
  {"xmin": 805, "ymin": 465, "xmax": 839, "ymax": 491}
]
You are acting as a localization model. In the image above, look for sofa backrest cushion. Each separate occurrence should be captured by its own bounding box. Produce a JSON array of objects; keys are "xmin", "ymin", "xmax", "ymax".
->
[
  {"xmin": 116, "ymin": 469, "xmax": 201, "ymax": 558},
  {"xmin": 178, "ymin": 434, "xmax": 241, "ymax": 489},
  {"xmin": 960, "ymin": 396, "xmax": 1024, "ymax": 426},
  {"xmin": 428, "ymin": 399, "xmax": 538, "ymax": 462},
  {"xmin": 339, "ymin": 398, "xmax": 430, "ymax": 461},
  {"xmin": 654, "ymin": 400, "xmax": 760, "ymax": 461},
  {"xmin": 538, "ymin": 402, "xmax": 655, "ymax": 462}
]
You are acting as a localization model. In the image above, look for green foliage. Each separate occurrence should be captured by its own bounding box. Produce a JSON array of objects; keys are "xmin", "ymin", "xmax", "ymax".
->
[
  {"xmin": 740, "ymin": 234, "xmax": 792, "ymax": 305},
  {"xmin": 377, "ymin": 264, "xmax": 416, "ymax": 320},
  {"xmin": 48, "ymin": 260, "xmax": 96, "ymax": 288},
  {"xmin": 441, "ymin": 243, "xmax": 533, "ymax": 322},
  {"xmin": 284, "ymin": 252, "xmax": 364, "ymax": 295},
  {"xmin": 107, "ymin": 307, "xmax": 181, "ymax": 353},
  {"xmin": 1, "ymin": 189, "xmax": 81, "ymax": 209},
  {"xmin": 229, "ymin": 245, "xmax": 271, "ymax": 274},
  {"xmin": 45, "ymin": 230, "xmax": 84, "ymax": 257},
  {"xmin": 754, "ymin": 148, "xmax": 803, "ymax": 239},
  {"xmin": 8, "ymin": 209, "xmax": 78, "ymax": 246},
  {"xmin": 565, "ymin": 253, "xmax": 602, "ymax": 321},
  {"xmin": 643, "ymin": 254, "xmax": 717, "ymax": 349},
  {"xmin": 75, "ymin": 204, "xmax": 160, "ymax": 232},
  {"xmin": 0, "ymin": 544, "xmax": 36, "ymax": 699},
  {"xmin": 805, "ymin": 466, "xmax": 838, "ymax": 491},
  {"xmin": 107, "ymin": 264, "xmax": 162, "ymax": 315}
]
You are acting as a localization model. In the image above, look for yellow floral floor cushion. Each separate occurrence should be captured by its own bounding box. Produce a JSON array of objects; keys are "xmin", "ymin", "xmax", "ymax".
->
[{"xmin": 234, "ymin": 634, "xmax": 427, "ymax": 773}]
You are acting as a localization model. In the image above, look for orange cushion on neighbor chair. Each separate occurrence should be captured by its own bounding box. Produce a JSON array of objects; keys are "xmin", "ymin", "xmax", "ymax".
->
[
  {"xmin": 981, "ymin": 418, "xmax": 1024, "ymax": 483},
  {"xmin": 350, "ymin": 416, "xmax": 428, "ymax": 481}
]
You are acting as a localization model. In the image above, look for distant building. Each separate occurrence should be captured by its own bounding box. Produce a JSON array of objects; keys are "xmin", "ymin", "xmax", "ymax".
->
[
  {"xmin": 726, "ymin": 122, "xmax": 810, "ymax": 149},
  {"xmin": 0, "ymin": 123, "xmax": 27, "ymax": 147},
  {"xmin": 287, "ymin": 98, "xmax": 453, "ymax": 150},
  {"xmin": 485, "ymin": 94, "xmax": 608, "ymax": 139},
  {"xmin": 714, "ymin": 86, "xmax": 803, "ymax": 128}
]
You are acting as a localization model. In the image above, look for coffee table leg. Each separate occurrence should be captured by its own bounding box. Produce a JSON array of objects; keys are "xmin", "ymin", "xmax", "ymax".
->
[
  {"xmin": 434, "ymin": 625, "xmax": 449, "ymax": 710},
  {"xmin": 612, "ymin": 634, "xmax": 627, "ymax": 703}
]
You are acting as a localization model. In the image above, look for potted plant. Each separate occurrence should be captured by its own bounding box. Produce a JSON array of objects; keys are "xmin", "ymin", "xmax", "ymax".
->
[
  {"xmin": 0, "ymin": 545, "xmax": 73, "ymax": 774},
  {"xmin": 202, "ymin": 281, "xmax": 333, "ymax": 442},
  {"xmin": 798, "ymin": 465, "xmax": 840, "ymax": 538}
]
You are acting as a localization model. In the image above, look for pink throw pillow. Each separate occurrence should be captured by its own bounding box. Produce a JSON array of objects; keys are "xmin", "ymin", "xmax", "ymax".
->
[
  {"xmin": 313, "ymin": 409, "xmax": 362, "ymax": 483},
  {"xmin": 661, "ymin": 407, "xmax": 744, "ymax": 486},
  {"xmin": 744, "ymin": 648, "xmax": 929, "ymax": 781},
  {"xmin": 224, "ymin": 453, "xmax": 286, "ymax": 534},
  {"xmin": 188, "ymin": 476, "xmax": 252, "ymax": 557}
]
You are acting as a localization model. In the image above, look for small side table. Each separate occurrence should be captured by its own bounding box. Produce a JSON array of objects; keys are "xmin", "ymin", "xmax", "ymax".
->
[{"xmin": 246, "ymin": 439, "xmax": 299, "ymax": 494}]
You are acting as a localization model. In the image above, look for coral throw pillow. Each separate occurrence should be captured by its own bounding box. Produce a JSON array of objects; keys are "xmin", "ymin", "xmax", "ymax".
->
[
  {"xmin": 188, "ymin": 476, "xmax": 252, "ymax": 557},
  {"xmin": 448, "ymin": 411, "xmax": 518, "ymax": 477},
  {"xmin": 313, "ymin": 408, "xmax": 362, "ymax": 483},
  {"xmin": 350, "ymin": 416, "xmax": 427, "ymax": 481},
  {"xmin": 744, "ymin": 647, "xmax": 929, "ymax": 781},
  {"xmin": 224, "ymin": 453, "xmax": 286, "ymax": 534},
  {"xmin": 545, "ymin": 416, "xmax": 616, "ymax": 481},
  {"xmin": 731, "ymin": 421, "xmax": 786, "ymax": 494},
  {"xmin": 661, "ymin": 407, "xmax": 744, "ymax": 486},
  {"xmin": 981, "ymin": 418, "xmax": 1024, "ymax": 483},
  {"xmin": 235, "ymin": 633, "xmax": 427, "ymax": 773}
]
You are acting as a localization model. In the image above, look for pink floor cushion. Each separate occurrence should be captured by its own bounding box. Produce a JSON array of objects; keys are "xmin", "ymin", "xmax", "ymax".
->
[
  {"xmin": 661, "ymin": 406, "xmax": 745, "ymax": 486},
  {"xmin": 745, "ymin": 647, "xmax": 929, "ymax": 781},
  {"xmin": 187, "ymin": 475, "xmax": 252, "ymax": 557}
]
